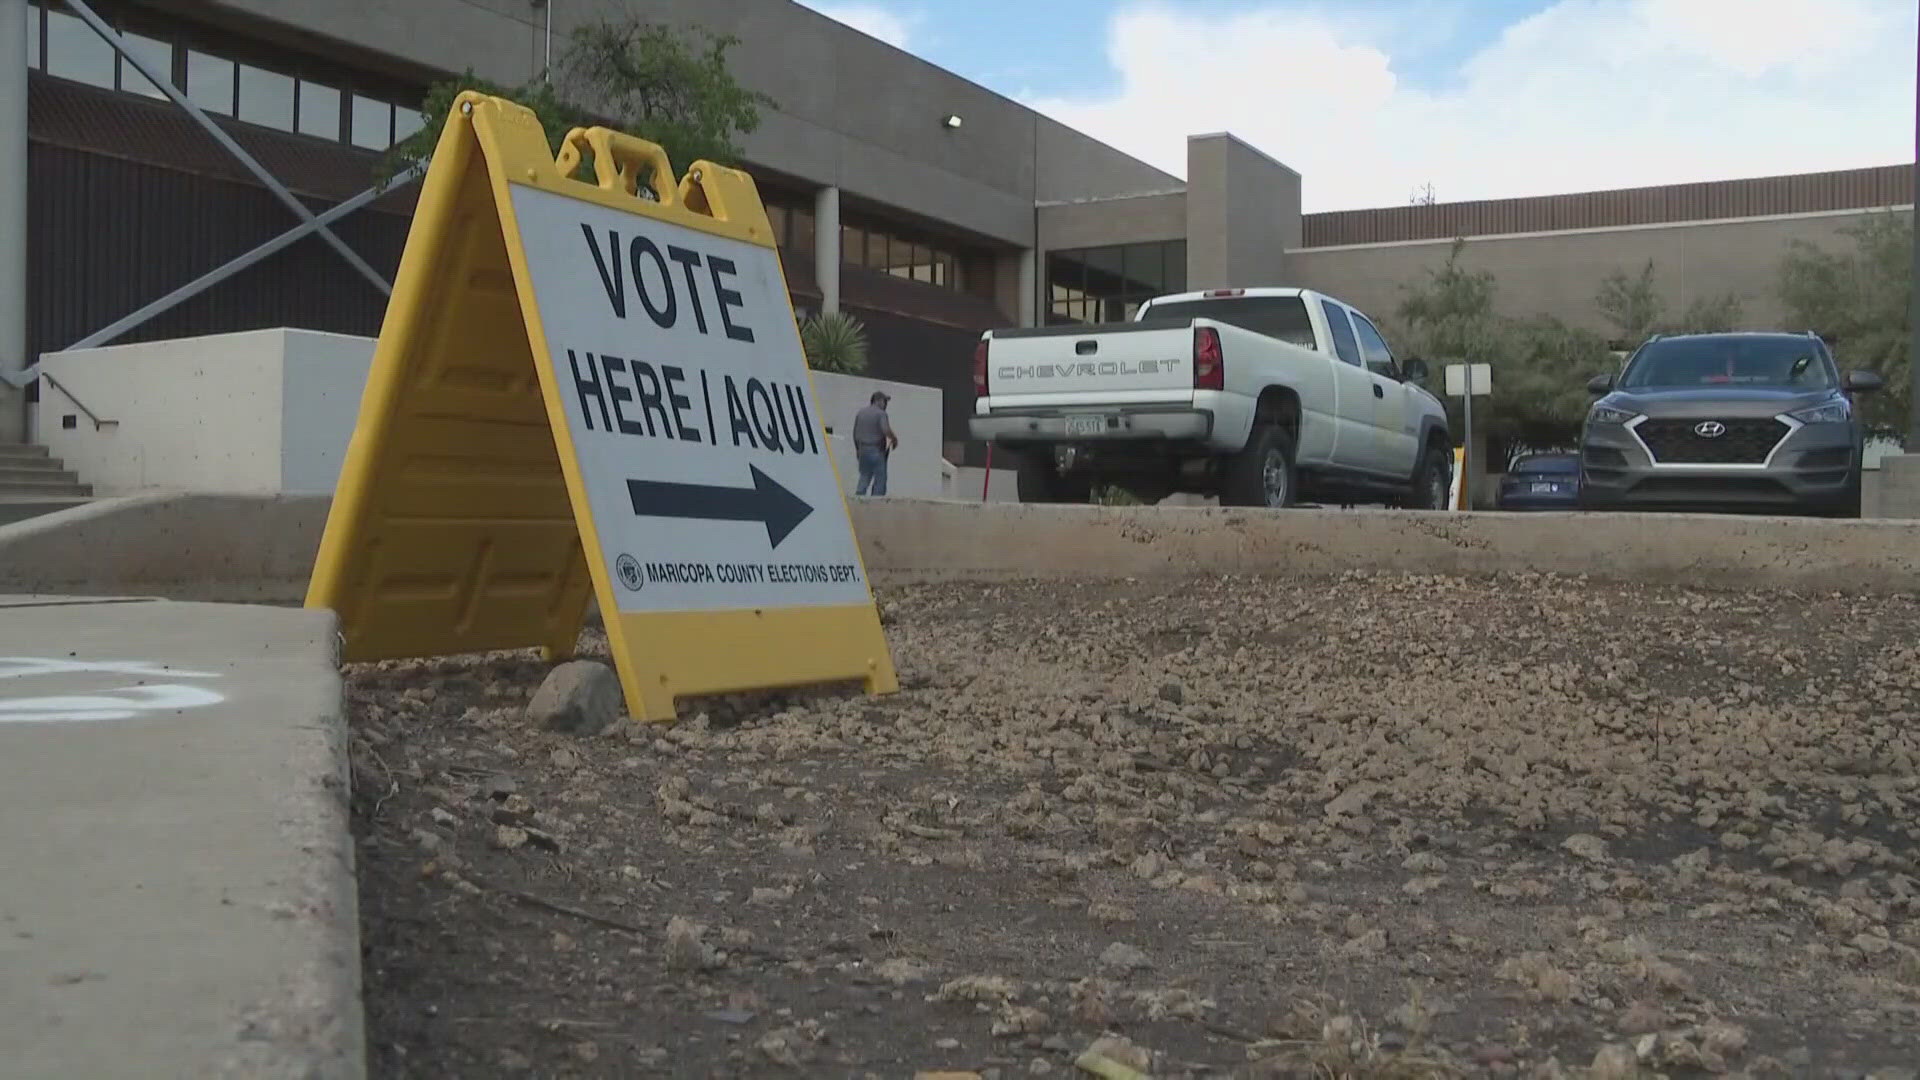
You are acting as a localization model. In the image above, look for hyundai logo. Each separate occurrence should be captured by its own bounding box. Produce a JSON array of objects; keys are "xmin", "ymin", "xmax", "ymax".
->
[{"xmin": 1693, "ymin": 421, "xmax": 1727, "ymax": 438}]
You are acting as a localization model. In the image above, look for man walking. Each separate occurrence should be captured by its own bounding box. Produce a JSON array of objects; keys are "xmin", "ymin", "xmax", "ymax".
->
[{"xmin": 851, "ymin": 391, "xmax": 898, "ymax": 497}]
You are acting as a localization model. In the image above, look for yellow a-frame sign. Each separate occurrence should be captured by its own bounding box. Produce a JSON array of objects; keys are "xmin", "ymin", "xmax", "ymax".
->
[{"xmin": 306, "ymin": 93, "xmax": 897, "ymax": 722}]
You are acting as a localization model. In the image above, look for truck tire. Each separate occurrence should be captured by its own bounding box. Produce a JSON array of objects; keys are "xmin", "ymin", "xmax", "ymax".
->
[
  {"xmin": 1406, "ymin": 444, "xmax": 1453, "ymax": 510},
  {"xmin": 1016, "ymin": 454, "xmax": 1092, "ymax": 504},
  {"xmin": 1224, "ymin": 424, "xmax": 1297, "ymax": 509}
]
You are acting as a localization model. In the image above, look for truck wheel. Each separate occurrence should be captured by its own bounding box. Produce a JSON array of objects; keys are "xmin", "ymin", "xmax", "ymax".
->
[
  {"xmin": 1016, "ymin": 454, "xmax": 1092, "ymax": 504},
  {"xmin": 1224, "ymin": 424, "xmax": 1297, "ymax": 509},
  {"xmin": 1407, "ymin": 444, "xmax": 1453, "ymax": 510}
]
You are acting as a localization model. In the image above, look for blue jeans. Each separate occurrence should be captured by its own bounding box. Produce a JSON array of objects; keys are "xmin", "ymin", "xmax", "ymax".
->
[{"xmin": 855, "ymin": 445, "xmax": 888, "ymax": 496}]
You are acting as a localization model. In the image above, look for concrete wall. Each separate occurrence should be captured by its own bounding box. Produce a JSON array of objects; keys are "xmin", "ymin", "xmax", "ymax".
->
[
  {"xmin": 1186, "ymin": 133, "xmax": 1302, "ymax": 291},
  {"xmin": 37, "ymin": 331, "xmax": 287, "ymax": 494},
  {"xmin": 35, "ymin": 329, "xmax": 372, "ymax": 496},
  {"xmin": 176, "ymin": 0, "xmax": 1180, "ymax": 248},
  {"xmin": 1037, "ymin": 191, "xmax": 1189, "ymax": 252},
  {"xmin": 1288, "ymin": 208, "xmax": 1911, "ymax": 336},
  {"xmin": 812, "ymin": 370, "xmax": 943, "ymax": 499}
]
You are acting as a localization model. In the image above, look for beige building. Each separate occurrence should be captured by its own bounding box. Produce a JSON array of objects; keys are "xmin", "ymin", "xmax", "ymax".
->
[{"xmin": 5, "ymin": 0, "xmax": 1909, "ymax": 463}]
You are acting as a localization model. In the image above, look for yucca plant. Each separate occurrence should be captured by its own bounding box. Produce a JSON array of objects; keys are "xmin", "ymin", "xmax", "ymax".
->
[{"xmin": 799, "ymin": 311, "xmax": 870, "ymax": 374}]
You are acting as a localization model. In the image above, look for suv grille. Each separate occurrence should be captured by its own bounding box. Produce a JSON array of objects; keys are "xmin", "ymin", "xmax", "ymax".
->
[{"xmin": 1637, "ymin": 417, "xmax": 1788, "ymax": 465}]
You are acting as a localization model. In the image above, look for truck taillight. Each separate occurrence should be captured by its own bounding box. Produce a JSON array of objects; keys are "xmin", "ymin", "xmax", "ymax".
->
[
  {"xmin": 972, "ymin": 339, "xmax": 989, "ymax": 396},
  {"xmin": 1193, "ymin": 326, "xmax": 1224, "ymax": 390}
]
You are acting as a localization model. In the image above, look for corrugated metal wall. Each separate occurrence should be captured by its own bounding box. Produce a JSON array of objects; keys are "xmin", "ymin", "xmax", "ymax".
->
[
  {"xmin": 27, "ymin": 142, "xmax": 409, "ymax": 358},
  {"xmin": 1301, "ymin": 164, "xmax": 1914, "ymax": 248}
]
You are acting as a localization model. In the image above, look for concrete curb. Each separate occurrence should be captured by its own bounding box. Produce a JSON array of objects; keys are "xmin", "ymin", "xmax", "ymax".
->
[
  {"xmin": 0, "ymin": 598, "xmax": 363, "ymax": 1079},
  {"xmin": 852, "ymin": 499, "xmax": 1920, "ymax": 594},
  {"xmin": 6, "ymin": 492, "xmax": 1920, "ymax": 601}
]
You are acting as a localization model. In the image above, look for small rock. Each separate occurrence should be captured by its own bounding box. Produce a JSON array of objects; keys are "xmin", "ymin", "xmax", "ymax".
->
[
  {"xmin": 750, "ymin": 886, "xmax": 793, "ymax": 906},
  {"xmin": 571, "ymin": 1041, "xmax": 599, "ymax": 1062},
  {"xmin": 1158, "ymin": 682, "xmax": 1185, "ymax": 704},
  {"xmin": 1853, "ymin": 933, "xmax": 1894, "ymax": 957},
  {"xmin": 1617, "ymin": 1001, "xmax": 1665, "ymax": 1035},
  {"xmin": 1562, "ymin": 834, "xmax": 1610, "ymax": 862},
  {"xmin": 1324, "ymin": 782, "xmax": 1377, "ymax": 818},
  {"xmin": 1098, "ymin": 942, "xmax": 1151, "ymax": 974},
  {"xmin": 1783, "ymin": 1047, "xmax": 1813, "ymax": 1068},
  {"xmin": 549, "ymin": 747, "xmax": 580, "ymax": 769},
  {"xmin": 527, "ymin": 661, "xmax": 624, "ymax": 736},
  {"xmin": 492, "ymin": 825, "xmax": 529, "ymax": 851},
  {"xmin": 1130, "ymin": 852, "xmax": 1164, "ymax": 880},
  {"xmin": 1081, "ymin": 1034, "xmax": 1151, "ymax": 1072},
  {"xmin": 1588, "ymin": 1043, "xmax": 1638, "ymax": 1080},
  {"xmin": 1343, "ymin": 929, "xmax": 1388, "ymax": 955},
  {"xmin": 1700, "ymin": 1021, "xmax": 1748, "ymax": 1059},
  {"xmin": 1403, "ymin": 851, "xmax": 1448, "ymax": 873},
  {"xmin": 497, "ymin": 1048, "xmax": 533, "ymax": 1071},
  {"xmin": 1029, "ymin": 1059, "xmax": 1054, "ymax": 1075},
  {"xmin": 934, "ymin": 1037, "xmax": 961, "ymax": 1050},
  {"xmin": 875, "ymin": 957, "xmax": 934, "ymax": 984},
  {"xmin": 665, "ymin": 915, "xmax": 717, "ymax": 970}
]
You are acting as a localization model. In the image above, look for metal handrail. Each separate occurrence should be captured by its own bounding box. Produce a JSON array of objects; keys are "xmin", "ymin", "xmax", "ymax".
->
[{"xmin": 39, "ymin": 373, "xmax": 116, "ymax": 431}]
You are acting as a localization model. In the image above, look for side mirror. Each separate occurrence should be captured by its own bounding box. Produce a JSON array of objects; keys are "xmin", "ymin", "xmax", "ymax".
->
[
  {"xmin": 1844, "ymin": 369, "xmax": 1885, "ymax": 393},
  {"xmin": 1402, "ymin": 357, "xmax": 1430, "ymax": 385},
  {"xmin": 1586, "ymin": 374, "xmax": 1614, "ymax": 395}
]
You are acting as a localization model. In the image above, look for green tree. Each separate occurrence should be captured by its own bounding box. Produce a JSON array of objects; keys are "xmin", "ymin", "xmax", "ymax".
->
[
  {"xmin": 1596, "ymin": 259, "xmax": 1745, "ymax": 344},
  {"xmin": 1387, "ymin": 240, "xmax": 1614, "ymax": 459},
  {"xmin": 1777, "ymin": 211, "xmax": 1912, "ymax": 432},
  {"xmin": 382, "ymin": 18, "xmax": 773, "ymax": 184},
  {"xmin": 798, "ymin": 311, "xmax": 870, "ymax": 374}
]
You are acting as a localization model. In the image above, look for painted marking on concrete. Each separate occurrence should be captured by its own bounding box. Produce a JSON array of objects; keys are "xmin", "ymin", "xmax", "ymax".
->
[{"xmin": 0, "ymin": 657, "xmax": 225, "ymax": 724}]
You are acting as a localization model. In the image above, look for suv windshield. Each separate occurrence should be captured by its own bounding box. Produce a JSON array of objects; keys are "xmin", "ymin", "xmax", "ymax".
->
[
  {"xmin": 1620, "ymin": 336, "xmax": 1835, "ymax": 390},
  {"xmin": 1143, "ymin": 297, "xmax": 1316, "ymax": 349}
]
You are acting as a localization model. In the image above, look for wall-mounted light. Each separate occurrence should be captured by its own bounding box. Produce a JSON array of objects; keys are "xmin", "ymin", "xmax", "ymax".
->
[{"xmin": 942, "ymin": 114, "xmax": 963, "ymax": 130}]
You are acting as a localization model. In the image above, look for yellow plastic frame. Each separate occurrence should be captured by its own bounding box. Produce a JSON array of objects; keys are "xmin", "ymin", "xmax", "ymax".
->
[{"xmin": 306, "ymin": 92, "xmax": 897, "ymax": 721}]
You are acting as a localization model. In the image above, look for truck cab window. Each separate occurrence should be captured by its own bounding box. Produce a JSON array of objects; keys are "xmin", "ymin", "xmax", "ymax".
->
[
  {"xmin": 1350, "ymin": 313, "xmax": 1399, "ymax": 379},
  {"xmin": 1321, "ymin": 300, "xmax": 1362, "ymax": 367}
]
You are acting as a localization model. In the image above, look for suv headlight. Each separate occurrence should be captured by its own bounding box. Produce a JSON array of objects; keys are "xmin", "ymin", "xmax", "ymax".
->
[
  {"xmin": 1787, "ymin": 401, "xmax": 1850, "ymax": 425},
  {"xmin": 1589, "ymin": 405, "xmax": 1639, "ymax": 425}
]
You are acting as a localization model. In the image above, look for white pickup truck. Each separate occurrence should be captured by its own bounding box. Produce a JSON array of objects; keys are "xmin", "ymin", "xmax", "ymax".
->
[{"xmin": 969, "ymin": 287, "xmax": 1454, "ymax": 508}]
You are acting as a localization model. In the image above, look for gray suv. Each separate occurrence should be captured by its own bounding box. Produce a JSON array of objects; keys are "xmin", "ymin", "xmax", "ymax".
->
[{"xmin": 1579, "ymin": 332, "xmax": 1883, "ymax": 517}]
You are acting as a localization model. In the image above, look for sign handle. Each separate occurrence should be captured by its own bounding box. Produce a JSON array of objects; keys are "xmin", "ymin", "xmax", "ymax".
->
[{"xmin": 556, "ymin": 126, "xmax": 678, "ymax": 206}]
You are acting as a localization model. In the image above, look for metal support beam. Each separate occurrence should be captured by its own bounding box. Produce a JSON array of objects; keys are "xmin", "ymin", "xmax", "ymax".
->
[
  {"xmin": 64, "ymin": 0, "xmax": 393, "ymax": 296},
  {"xmin": 0, "ymin": 0, "xmax": 29, "ymax": 440}
]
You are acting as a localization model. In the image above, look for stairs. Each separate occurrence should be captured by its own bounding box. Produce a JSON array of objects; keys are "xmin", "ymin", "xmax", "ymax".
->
[{"xmin": 0, "ymin": 444, "xmax": 94, "ymax": 526}]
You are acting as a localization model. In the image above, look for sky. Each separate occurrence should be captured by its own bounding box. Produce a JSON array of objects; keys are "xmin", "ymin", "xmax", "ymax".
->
[{"xmin": 792, "ymin": 0, "xmax": 1917, "ymax": 213}]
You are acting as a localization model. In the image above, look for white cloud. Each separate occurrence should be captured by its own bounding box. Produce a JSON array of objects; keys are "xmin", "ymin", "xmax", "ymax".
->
[
  {"xmin": 1027, "ymin": 0, "xmax": 1915, "ymax": 212},
  {"xmin": 795, "ymin": 2, "xmax": 913, "ymax": 50}
]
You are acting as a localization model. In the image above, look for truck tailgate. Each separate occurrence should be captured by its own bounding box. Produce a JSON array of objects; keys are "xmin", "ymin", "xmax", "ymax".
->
[{"xmin": 983, "ymin": 321, "xmax": 1194, "ymax": 406}]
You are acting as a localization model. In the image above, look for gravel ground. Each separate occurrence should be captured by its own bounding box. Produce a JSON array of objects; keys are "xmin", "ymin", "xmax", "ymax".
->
[{"xmin": 348, "ymin": 573, "xmax": 1920, "ymax": 1078}]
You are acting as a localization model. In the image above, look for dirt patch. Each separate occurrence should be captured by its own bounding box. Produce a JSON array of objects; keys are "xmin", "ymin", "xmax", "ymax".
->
[{"xmin": 350, "ymin": 573, "xmax": 1920, "ymax": 1078}]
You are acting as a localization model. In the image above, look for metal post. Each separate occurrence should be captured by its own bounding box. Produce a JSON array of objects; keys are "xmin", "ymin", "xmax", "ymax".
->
[
  {"xmin": 0, "ymin": 0, "xmax": 29, "ymax": 442},
  {"xmin": 814, "ymin": 185, "xmax": 840, "ymax": 316},
  {"xmin": 1462, "ymin": 380, "xmax": 1474, "ymax": 510},
  {"xmin": 1909, "ymin": 4, "xmax": 1920, "ymax": 449}
]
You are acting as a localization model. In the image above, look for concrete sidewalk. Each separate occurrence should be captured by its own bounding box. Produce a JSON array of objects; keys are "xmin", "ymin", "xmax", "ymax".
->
[{"xmin": 0, "ymin": 596, "xmax": 361, "ymax": 1079}]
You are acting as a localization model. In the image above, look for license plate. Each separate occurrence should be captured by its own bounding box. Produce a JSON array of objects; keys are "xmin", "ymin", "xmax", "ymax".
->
[
  {"xmin": 1065, "ymin": 415, "xmax": 1107, "ymax": 437},
  {"xmin": 1531, "ymin": 482, "xmax": 1558, "ymax": 494}
]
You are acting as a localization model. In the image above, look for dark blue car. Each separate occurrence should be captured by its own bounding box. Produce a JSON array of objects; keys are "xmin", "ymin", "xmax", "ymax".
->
[{"xmin": 1497, "ymin": 453, "xmax": 1582, "ymax": 510}]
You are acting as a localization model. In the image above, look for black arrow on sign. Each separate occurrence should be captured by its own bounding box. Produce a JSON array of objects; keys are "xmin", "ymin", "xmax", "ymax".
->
[{"xmin": 625, "ymin": 466, "xmax": 815, "ymax": 548}]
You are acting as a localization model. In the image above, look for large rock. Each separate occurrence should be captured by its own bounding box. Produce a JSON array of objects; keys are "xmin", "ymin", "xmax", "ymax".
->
[{"xmin": 526, "ymin": 660, "xmax": 624, "ymax": 735}]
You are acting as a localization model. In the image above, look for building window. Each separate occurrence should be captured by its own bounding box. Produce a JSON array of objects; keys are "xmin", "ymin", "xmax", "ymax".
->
[
  {"xmin": 393, "ymin": 106, "xmax": 426, "ymax": 143},
  {"xmin": 186, "ymin": 50, "xmax": 234, "ymax": 115},
  {"xmin": 116, "ymin": 31, "xmax": 173, "ymax": 98},
  {"xmin": 44, "ymin": 8, "xmax": 116, "ymax": 90},
  {"xmin": 235, "ymin": 62, "xmax": 295, "ymax": 130},
  {"xmin": 25, "ymin": 1, "xmax": 39, "ymax": 70},
  {"xmin": 350, "ymin": 93, "xmax": 392, "ymax": 150},
  {"xmin": 1046, "ymin": 240, "xmax": 1186, "ymax": 325},
  {"xmin": 296, "ymin": 80, "xmax": 341, "ymax": 140}
]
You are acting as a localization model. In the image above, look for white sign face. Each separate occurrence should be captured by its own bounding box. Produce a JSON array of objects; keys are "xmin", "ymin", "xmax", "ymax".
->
[
  {"xmin": 1444, "ymin": 362, "xmax": 1492, "ymax": 397},
  {"xmin": 507, "ymin": 184, "xmax": 871, "ymax": 614}
]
